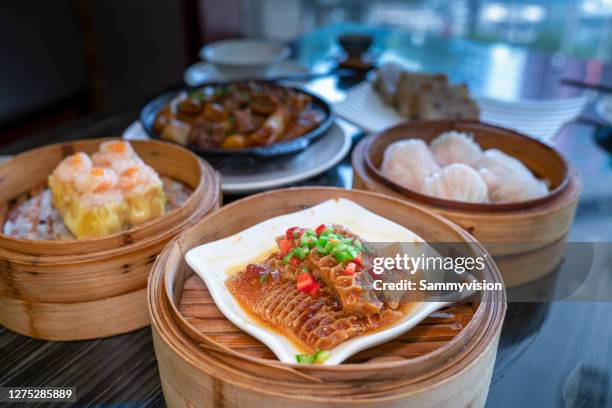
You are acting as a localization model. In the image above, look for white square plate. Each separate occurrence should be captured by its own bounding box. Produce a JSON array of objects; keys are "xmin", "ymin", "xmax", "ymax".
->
[{"xmin": 185, "ymin": 198, "xmax": 449, "ymax": 365}]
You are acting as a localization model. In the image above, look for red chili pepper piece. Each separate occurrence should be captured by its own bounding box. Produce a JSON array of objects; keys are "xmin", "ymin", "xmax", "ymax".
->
[
  {"xmin": 315, "ymin": 224, "xmax": 327, "ymax": 235},
  {"xmin": 354, "ymin": 255, "xmax": 362, "ymax": 266},
  {"xmin": 344, "ymin": 262, "xmax": 357, "ymax": 275},
  {"xmin": 308, "ymin": 282, "xmax": 321, "ymax": 296},
  {"xmin": 289, "ymin": 257, "xmax": 300, "ymax": 267},
  {"xmin": 279, "ymin": 239, "xmax": 293, "ymax": 257},
  {"xmin": 296, "ymin": 272, "xmax": 314, "ymax": 292},
  {"xmin": 286, "ymin": 227, "xmax": 299, "ymax": 239}
]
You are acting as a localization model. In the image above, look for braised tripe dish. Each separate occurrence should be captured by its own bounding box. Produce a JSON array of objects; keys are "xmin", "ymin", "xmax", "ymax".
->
[
  {"xmin": 226, "ymin": 224, "xmax": 406, "ymax": 364},
  {"xmin": 47, "ymin": 141, "xmax": 166, "ymax": 238}
]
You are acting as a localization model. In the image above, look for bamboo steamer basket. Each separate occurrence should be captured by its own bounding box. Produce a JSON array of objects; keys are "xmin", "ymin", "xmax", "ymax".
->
[
  {"xmin": 148, "ymin": 187, "xmax": 506, "ymax": 407},
  {"xmin": 0, "ymin": 138, "xmax": 221, "ymax": 340},
  {"xmin": 352, "ymin": 121, "xmax": 581, "ymax": 286}
]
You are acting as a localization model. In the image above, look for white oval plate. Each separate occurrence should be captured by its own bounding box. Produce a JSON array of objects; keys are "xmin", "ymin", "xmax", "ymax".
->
[
  {"xmin": 221, "ymin": 122, "xmax": 351, "ymax": 194},
  {"xmin": 185, "ymin": 198, "xmax": 450, "ymax": 365},
  {"xmin": 122, "ymin": 121, "xmax": 352, "ymax": 195}
]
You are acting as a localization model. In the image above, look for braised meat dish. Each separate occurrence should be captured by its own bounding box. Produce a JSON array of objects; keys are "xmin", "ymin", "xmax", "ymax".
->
[
  {"xmin": 226, "ymin": 224, "xmax": 408, "ymax": 363},
  {"xmin": 153, "ymin": 82, "xmax": 326, "ymax": 150}
]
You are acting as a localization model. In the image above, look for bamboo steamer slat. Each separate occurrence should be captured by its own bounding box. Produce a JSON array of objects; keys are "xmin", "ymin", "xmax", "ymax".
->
[
  {"xmin": 351, "ymin": 123, "xmax": 581, "ymax": 286},
  {"xmin": 148, "ymin": 187, "xmax": 506, "ymax": 407},
  {"xmin": 0, "ymin": 138, "xmax": 221, "ymax": 340}
]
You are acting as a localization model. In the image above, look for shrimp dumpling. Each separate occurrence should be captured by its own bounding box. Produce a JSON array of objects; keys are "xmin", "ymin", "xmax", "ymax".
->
[
  {"xmin": 430, "ymin": 131, "xmax": 482, "ymax": 166},
  {"xmin": 381, "ymin": 139, "xmax": 440, "ymax": 191},
  {"xmin": 420, "ymin": 163, "xmax": 489, "ymax": 203},
  {"xmin": 476, "ymin": 149, "xmax": 548, "ymax": 203}
]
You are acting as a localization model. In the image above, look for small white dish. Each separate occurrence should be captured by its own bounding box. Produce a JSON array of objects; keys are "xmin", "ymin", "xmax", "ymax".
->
[
  {"xmin": 183, "ymin": 60, "xmax": 309, "ymax": 86},
  {"xmin": 200, "ymin": 39, "xmax": 290, "ymax": 78},
  {"xmin": 185, "ymin": 198, "xmax": 449, "ymax": 365}
]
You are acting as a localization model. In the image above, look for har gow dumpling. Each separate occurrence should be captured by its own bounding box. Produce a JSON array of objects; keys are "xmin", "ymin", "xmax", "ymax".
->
[
  {"xmin": 430, "ymin": 131, "xmax": 483, "ymax": 166},
  {"xmin": 381, "ymin": 139, "xmax": 440, "ymax": 191},
  {"xmin": 476, "ymin": 149, "xmax": 548, "ymax": 203},
  {"xmin": 420, "ymin": 163, "xmax": 489, "ymax": 203}
]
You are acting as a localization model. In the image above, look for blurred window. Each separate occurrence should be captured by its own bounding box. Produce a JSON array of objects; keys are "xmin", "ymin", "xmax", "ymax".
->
[{"xmin": 242, "ymin": 0, "xmax": 612, "ymax": 62}]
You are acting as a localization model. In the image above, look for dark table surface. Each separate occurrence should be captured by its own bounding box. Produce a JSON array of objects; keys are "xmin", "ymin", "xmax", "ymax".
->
[{"xmin": 1, "ymin": 25, "xmax": 612, "ymax": 407}]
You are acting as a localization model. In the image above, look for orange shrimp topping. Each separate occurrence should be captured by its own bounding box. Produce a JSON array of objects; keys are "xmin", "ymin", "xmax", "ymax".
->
[
  {"xmin": 70, "ymin": 154, "xmax": 82, "ymax": 166},
  {"xmin": 90, "ymin": 168, "xmax": 105, "ymax": 177},
  {"xmin": 107, "ymin": 142, "xmax": 127, "ymax": 153},
  {"xmin": 93, "ymin": 182, "xmax": 112, "ymax": 193},
  {"xmin": 122, "ymin": 166, "xmax": 140, "ymax": 177}
]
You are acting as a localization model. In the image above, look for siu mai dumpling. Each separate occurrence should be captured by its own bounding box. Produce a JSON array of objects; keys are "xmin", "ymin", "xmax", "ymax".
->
[
  {"xmin": 476, "ymin": 149, "xmax": 548, "ymax": 203},
  {"xmin": 381, "ymin": 139, "xmax": 440, "ymax": 191},
  {"xmin": 118, "ymin": 164, "xmax": 166, "ymax": 226},
  {"xmin": 430, "ymin": 131, "xmax": 482, "ymax": 166},
  {"xmin": 64, "ymin": 167, "xmax": 128, "ymax": 238},
  {"xmin": 420, "ymin": 163, "xmax": 489, "ymax": 203}
]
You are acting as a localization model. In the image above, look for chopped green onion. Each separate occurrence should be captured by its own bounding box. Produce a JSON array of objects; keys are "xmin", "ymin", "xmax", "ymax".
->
[
  {"xmin": 316, "ymin": 246, "xmax": 329, "ymax": 255},
  {"xmin": 346, "ymin": 245, "xmax": 360, "ymax": 259},
  {"xmin": 302, "ymin": 266, "xmax": 310, "ymax": 272},
  {"xmin": 334, "ymin": 250, "xmax": 352, "ymax": 263},
  {"xmin": 294, "ymin": 246, "xmax": 308, "ymax": 260},
  {"xmin": 314, "ymin": 350, "xmax": 330, "ymax": 363},
  {"xmin": 317, "ymin": 236, "xmax": 328, "ymax": 247},
  {"xmin": 354, "ymin": 240, "xmax": 363, "ymax": 251},
  {"xmin": 295, "ymin": 354, "xmax": 315, "ymax": 364},
  {"xmin": 331, "ymin": 243, "xmax": 350, "ymax": 254},
  {"xmin": 320, "ymin": 227, "xmax": 335, "ymax": 236},
  {"xmin": 259, "ymin": 272, "xmax": 269, "ymax": 284},
  {"xmin": 283, "ymin": 250, "xmax": 294, "ymax": 264},
  {"xmin": 300, "ymin": 234, "xmax": 317, "ymax": 248}
]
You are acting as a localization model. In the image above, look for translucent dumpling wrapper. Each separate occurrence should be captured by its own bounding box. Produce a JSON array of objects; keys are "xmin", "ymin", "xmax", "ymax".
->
[
  {"xmin": 52, "ymin": 167, "xmax": 128, "ymax": 238},
  {"xmin": 118, "ymin": 164, "xmax": 166, "ymax": 226},
  {"xmin": 92, "ymin": 140, "xmax": 141, "ymax": 168},
  {"xmin": 476, "ymin": 149, "xmax": 549, "ymax": 203},
  {"xmin": 62, "ymin": 190, "xmax": 129, "ymax": 238},
  {"xmin": 420, "ymin": 163, "xmax": 489, "ymax": 203},
  {"xmin": 430, "ymin": 131, "xmax": 482, "ymax": 166},
  {"xmin": 48, "ymin": 152, "xmax": 93, "ymax": 214},
  {"xmin": 381, "ymin": 139, "xmax": 440, "ymax": 191}
]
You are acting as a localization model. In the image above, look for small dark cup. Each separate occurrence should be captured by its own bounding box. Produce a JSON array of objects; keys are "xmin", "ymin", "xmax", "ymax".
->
[{"xmin": 338, "ymin": 33, "xmax": 373, "ymax": 59}]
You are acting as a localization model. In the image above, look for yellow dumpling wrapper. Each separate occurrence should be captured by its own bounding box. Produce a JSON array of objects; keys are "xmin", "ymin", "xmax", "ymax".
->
[
  {"xmin": 119, "ymin": 165, "xmax": 166, "ymax": 226},
  {"xmin": 48, "ymin": 145, "xmax": 167, "ymax": 239},
  {"xmin": 61, "ymin": 194, "xmax": 129, "ymax": 239}
]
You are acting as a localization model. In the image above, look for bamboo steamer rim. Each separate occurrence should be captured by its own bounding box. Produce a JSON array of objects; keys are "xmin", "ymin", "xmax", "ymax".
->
[
  {"xmin": 365, "ymin": 120, "xmax": 570, "ymax": 213},
  {"xmin": 0, "ymin": 138, "xmax": 217, "ymax": 256},
  {"xmin": 150, "ymin": 187, "xmax": 506, "ymax": 384},
  {"xmin": 355, "ymin": 134, "xmax": 582, "ymax": 219},
  {"xmin": 151, "ymin": 299, "xmax": 504, "ymax": 404}
]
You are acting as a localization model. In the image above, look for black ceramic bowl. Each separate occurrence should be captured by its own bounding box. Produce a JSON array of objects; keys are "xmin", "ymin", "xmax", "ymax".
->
[{"xmin": 140, "ymin": 81, "xmax": 334, "ymax": 160}]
